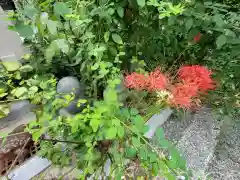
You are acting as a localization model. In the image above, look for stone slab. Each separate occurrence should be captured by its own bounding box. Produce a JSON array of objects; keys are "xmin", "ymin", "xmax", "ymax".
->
[
  {"xmin": 0, "ymin": 6, "xmax": 25, "ymax": 60},
  {"xmin": 176, "ymin": 108, "xmax": 221, "ymax": 178},
  {"xmin": 8, "ymin": 156, "xmax": 51, "ymax": 180}
]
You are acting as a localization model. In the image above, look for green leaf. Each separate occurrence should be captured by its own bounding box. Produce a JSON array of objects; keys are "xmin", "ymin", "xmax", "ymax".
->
[
  {"xmin": 0, "ymin": 93, "xmax": 7, "ymax": 98},
  {"xmin": 55, "ymin": 39, "xmax": 69, "ymax": 53},
  {"xmin": 15, "ymin": 24, "xmax": 34, "ymax": 38},
  {"xmin": 45, "ymin": 41, "xmax": 59, "ymax": 62},
  {"xmin": 130, "ymin": 108, "xmax": 138, "ymax": 115},
  {"xmin": 19, "ymin": 64, "xmax": 33, "ymax": 72},
  {"xmin": 216, "ymin": 34, "xmax": 227, "ymax": 49},
  {"xmin": 115, "ymin": 168, "xmax": 124, "ymax": 180},
  {"xmin": 169, "ymin": 148, "xmax": 186, "ymax": 170},
  {"xmin": 32, "ymin": 128, "xmax": 46, "ymax": 141},
  {"xmin": 2, "ymin": 61, "xmax": 21, "ymax": 71},
  {"xmin": 14, "ymin": 71, "xmax": 21, "ymax": 80},
  {"xmin": 117, "ymin": 7, "xmax": 124, "ymax": 18},
  {"xmin": 158, "ymin": 139, "xmax": 170, "ymax": 148},
  {"xmin": 23, "ymin": 5, "xmax": 37, "ymax": 19},
  {"xmin": 213, "ymin": 14, "xmax": 225, "ymax": 27},
  {"xmin": 185, "ymin": 18, "xmax": 193, "ymax": 31},
  {"xmin": 0, "ymin": 84, "xmax": 7, "ymax": 94},
  {"xmin": 139, "ymin": 147, "xmax": 147, "ymax": 160},
  {"xmin": 132, "ymin": 136, "xmax": 141, "ymax": 147},
  {"xmin": 107, "ymin": 8, "xmax": 115, "ymax": 15},
  {"xmin": 112, "ymin": 33, "xmax": 123, "ymax": 44},
  {"xmin": 0, "ymin": 132, "xmax": 8, "ymax": 138},
  {"xmin": 143, "ymin": 125, "xmax": 149, "ymax": 134},
  {"xmin": 40, "ymin": 12, "xmax": 49, "ymax": 25},
  {"xmin": 155, "ymin": 127, "xmax": 164, "ymax": 139},
  {"xmin": 225, "ymin": 29, "xmax": 236, "ymax": 37},
  {"xmin": 125, "ymin": 147, "xmax": 137, "ymax": 158},
  {"xmin": 137, "ymin": 0, "xmax": 145, "ymax": 7},
  {"xmin": 0, "ymin": 132, "xmax": 8, "ymax": 146},
  {"xmin": 104, "ymin": 88, "xmax": 118, "ymax": 104},
  {"xmin": 105, "ymin": 127, "xmax": 117, "ymax": 139},
  {"xmin": 148, "ymin": 151, "xmax": 158, "ymax": 162},
  {"xmin": 54, "ymin": 2, "xmax": 71, "ymax": 17},
  {"xmin": 152, "ymin": 163, "xmax": 159, "ymax": 176},
  {"xmin": 104, "ymin": 31, "xmax": 110, "ymax": 42},
  {"xmin": 117, "ymin": 126, "xmax": 125, "ymax": 138},
  {"xmin": 90, "ymin": 119, "xmax": 101, "ymax": 132},
  {"xmin": 13, "ymin": 87, "xmax": 27, "ymax": 98},
  {"xmin": 47, "ymin": 20, "xmax": 58, "ymax": 35},
  {"xmin": 132, "ymin": 115, "xmax": 145, "ymax": 131},
  {"xmin": 91, "ymin": 63, "xmax": 99, "ymax": 70},
  {"xmin": 121, "ymin": 108, "xmax": 130, "ymax": 119},
  {"xmin": 29, "ymin": 86, "xmax": 38, "ymax": 93}
]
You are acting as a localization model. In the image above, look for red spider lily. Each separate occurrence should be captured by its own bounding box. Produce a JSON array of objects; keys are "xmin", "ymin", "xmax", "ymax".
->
[
  {"xmin": 146, "ymin": 68, "xmax": 168, "ymax": 91},
  {"xmin": 193, "ymin": 32, "xmax": 202, "ymax": 42},
  {"xmin": 124, "ymin": 65, "xmax": 215, "ymax": 109},
  {"xmin": 169, "ymin": 82, "xmax": 200, "ymax": 108},
  {"xmin": 124, "ymin": 72, "xmax": 148, "ymax": 90},
  {"xmin": 178, "ymin": 65, "xmax": 215, "ymax": 92}
]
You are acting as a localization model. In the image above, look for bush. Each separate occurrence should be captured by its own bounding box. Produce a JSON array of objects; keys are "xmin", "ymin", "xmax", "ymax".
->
[
  {"xmin": 0, "ymin": 0, "xmax": 239, "ymax": 178},
  {"xmin": 8, "ymin": 0, "xmax": 239, "ymax": 114}
]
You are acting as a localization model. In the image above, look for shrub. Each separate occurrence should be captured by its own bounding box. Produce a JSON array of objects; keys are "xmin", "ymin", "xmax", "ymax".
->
[{"xmin": 0, "ymin": 0, "xmax": 239, "ymax": 178}]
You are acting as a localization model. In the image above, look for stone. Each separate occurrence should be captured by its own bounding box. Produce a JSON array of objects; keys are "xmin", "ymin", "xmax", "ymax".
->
[
  {"xmin": 162, "ymin": 110, "xmax": 194, "ymax": 143},
  {"xmin": 10, "ymin": 100, "xmax": 30, "ymax": 112},
  {"xmin": 206, "ymin": 115, "xmax": 240, "ymax": 180},
  {"xmin": 64, "ymin": 100, "xmax": 85, "ymax": 114},
  {"xmin": 176, "ymin": 108, "xmax": 221, "ymax": 178},
  {"xmin": 59, "ymin": 99, "xmax": 86, "ymax": 116},
  {"xmin": 144, "ymin": 107, "xmax": 173, "ymax": 138},
  {"xmin": 8, "ymin": 156, "xmax": 51, "ymax": 180},
  {"xmin": 57, "ymin": 77, "xmax": 85, "ymax": 98}
]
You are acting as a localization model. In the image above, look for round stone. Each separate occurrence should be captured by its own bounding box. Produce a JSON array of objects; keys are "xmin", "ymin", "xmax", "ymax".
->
[
  {"xmin": 61, "ymin": 99, "xmax": 86, "ymax": 115},
  {"xmin": 57, "ymin": 76, "xmax": 85, "ymax": 98}
]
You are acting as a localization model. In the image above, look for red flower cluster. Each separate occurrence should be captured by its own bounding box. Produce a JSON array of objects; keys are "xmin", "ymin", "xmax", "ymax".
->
[
  {"xmin": 147, "ymin": 69, "xmax": 168, "ymax": 91},
  {"xmin": 178, "ymin": 65, "xmax": 215, "ymax": 92},
  {"xmin": 124, "ymin": 68, "xmax": 168, "ymax": 91},
  {"xmin": 193, "ymin": 32, "xmax": 202, "ymax": 42},
  {"xmin": 124, "ymin": 65, "xmax": 215, "ymax": 109},
  {"xmin": 124, "ymin": 72, "xmax": 148, "ymax": 90},
  {"xmin": 170, "ymin": 82, "xmax": 199, "ymax": 108}
]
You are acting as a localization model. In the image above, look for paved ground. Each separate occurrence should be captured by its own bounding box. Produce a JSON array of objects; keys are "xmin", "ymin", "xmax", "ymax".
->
[
  {"xmin": 0, "ymin": 6, "xmax": 25, "ymax": 60},
  {"xmin": 0, "ymin": 6, "xmax": 34, "ymax": 133}
]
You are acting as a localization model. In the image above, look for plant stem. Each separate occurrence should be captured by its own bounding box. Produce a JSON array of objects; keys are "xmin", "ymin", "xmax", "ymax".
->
[
  {"xmin": 40, "ymin": 137, "xmax": 84, "ymax": 145},
  {"xmin": 5, "ymin": 138, "xmax": 30, "ymax": 176},
  {"xmin": 118, "ymin": 119, "xmax": 179, "ymax": 176},
  {"xmin": 2, "ymin": 131, "xmax": 27, "ymax": 138}
]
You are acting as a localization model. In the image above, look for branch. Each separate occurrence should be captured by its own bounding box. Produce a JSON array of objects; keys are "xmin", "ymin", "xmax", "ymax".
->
[{"xmin": 40, "ymin": 137, "xmax": 85, "ymax": 145}]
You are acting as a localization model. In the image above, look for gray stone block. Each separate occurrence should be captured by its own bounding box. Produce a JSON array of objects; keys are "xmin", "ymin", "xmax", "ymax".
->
[
  {"xmin": 0, "ymin": 7, "xmax": 25, "ymax": 59},
  {"xmin": 176, "ymin": 108, "xmax": 221, "ymax": 177},
  {"xmin": 8, "ymin": 156, "xmax": 51, "ymax": 180}
]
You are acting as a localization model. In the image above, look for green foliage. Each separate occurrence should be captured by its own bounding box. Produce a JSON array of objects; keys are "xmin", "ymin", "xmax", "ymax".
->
[
  {"xmin": 0, "ymin": 62, "xmax": 57, "ymax": 117},
  {"xmin": 1, "ymin": 0, "xmax": 239, "ymax": 178},
  {"xmin": 26, "ymin": 80, "xmax": 189, "ymax": 179}
]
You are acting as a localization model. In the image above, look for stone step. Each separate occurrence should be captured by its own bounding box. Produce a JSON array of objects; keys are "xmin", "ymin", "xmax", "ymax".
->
[
  {"xmin": 0, "ymin": 6, "xmax": 25, "ymax": 60},
  {"xmin": 206, "ymin": 116, "xmax": 240, "ymax": 180},
  {"xmin": 206, "ymin": 155, "xmax": 240, "ymax": 180},
  {"xmin": 162, "ymin": 110, "xmax": 195, "ymax": 143},
  {"xmin": 178, "ymin": 108, "xmax": 221, "ymax": 178},
  {"xmin": 163, "ymin": 107, "xmax": 221, "ymax": 179}
]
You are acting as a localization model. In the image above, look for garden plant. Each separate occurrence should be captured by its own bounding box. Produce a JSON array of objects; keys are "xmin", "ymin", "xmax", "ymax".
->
[{"xmin": 0, "ymin": 0, "xmax": 239, "ymax": 179}]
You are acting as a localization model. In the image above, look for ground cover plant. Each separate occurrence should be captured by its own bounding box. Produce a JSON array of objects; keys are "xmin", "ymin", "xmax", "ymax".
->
[{"xmin": 0, "ymin": 0, "xmax": 239, "ymax": 179}]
